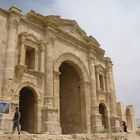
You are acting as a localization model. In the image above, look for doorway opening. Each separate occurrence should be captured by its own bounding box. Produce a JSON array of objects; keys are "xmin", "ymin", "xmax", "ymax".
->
[{"xmin": 19, "ymin": 87, "xmax": 37, "ymax": 133}]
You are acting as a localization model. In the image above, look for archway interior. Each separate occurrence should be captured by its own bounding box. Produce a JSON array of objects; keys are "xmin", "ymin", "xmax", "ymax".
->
[
  {"xmin": 19, "ymin": 87, "xmax": 37, "ymax": 133},
  {"xmin": 99, "ymin": 103, "xmax": 108, "ymax": 129},
  {"xmin": 126, "ymin": 109, "xmax": 133, "ymax": 130},
  {"xmin": 59, "ymin": 62, "xmax": 86, "ymax": 134}
]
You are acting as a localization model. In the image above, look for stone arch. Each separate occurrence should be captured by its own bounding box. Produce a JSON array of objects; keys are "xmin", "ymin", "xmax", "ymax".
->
[
  {"xmin": 99, "ymin": 102, "xmax": 109, "ymax": 130},
  {"xmin": 126, "ymin": 107, "xmax": 133, "ymax": 131},
  {"xmin": 54, "ymin": 53, "xmax": 89, "ymax": 134},
  {"xmin": 99, "ymin": 100, "xmax": 109, "ymax": 112},
  {"xmin": 14, "ymin": 82, "xmax": 42, "ymax": 101},
  {"xmin": 12, "ymin": 82, "xmax": 42, "ymax": 133},
  {"xmin": 54, "ymin": 53, "xmax": 89, "ymax": 82},
  {"xmin": 18, "ymin": 85, "xmax": 38, "ymax": 133}
]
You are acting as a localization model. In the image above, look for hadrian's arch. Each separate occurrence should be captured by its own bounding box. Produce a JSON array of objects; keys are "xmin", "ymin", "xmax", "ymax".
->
[{"xmin": 54, "ymin": 53, "xmax": 90, "ymax": 134}]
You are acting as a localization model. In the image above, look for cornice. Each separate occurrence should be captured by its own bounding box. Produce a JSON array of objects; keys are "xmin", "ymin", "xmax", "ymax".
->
[
  {"xmin": 20, "ymin": 16, "xmax": 45, "ymax": 32},
  {"xmin": 25, "ymin": 10, "xmax": 46, "ymax": 28},
  {"xmin": 8, "ymin": 6, "xmax": 22, "ymax": 16},
  {"xmin": 0, "ymin": 7, "xmax": 8, "ymax": 16}
]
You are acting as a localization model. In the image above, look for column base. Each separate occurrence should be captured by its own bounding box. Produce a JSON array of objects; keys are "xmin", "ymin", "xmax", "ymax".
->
[
  {"xmin": 42, "ymin": 107, "xmax": 61, "ymax": 134},
  {"xmin": 110, "ymin": 116, "xmax": 121, "ymax": 133},
  {"xmin": 44, "ymin": 96, "xmax": 54, "ymax": 107},
  {"xmin": 91, "ymin": 113, "xmax": 103, "ymax": 133},
  {"xmin": 0, "ymin": 113, "xmax": 12, "ymax": 133}
]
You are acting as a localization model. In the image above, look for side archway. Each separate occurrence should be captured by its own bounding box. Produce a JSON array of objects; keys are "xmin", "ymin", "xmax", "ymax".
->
[
  {"xmin": 99, "ymin": 103, "xmax": 109, "ymax": 129},
  {"xmin": 14, "ymin": 82, "xmax": 41, "ymax": 133},
  {"xmin": 19, "ymin": 86, "xmax": 38, "ymax": 133}
]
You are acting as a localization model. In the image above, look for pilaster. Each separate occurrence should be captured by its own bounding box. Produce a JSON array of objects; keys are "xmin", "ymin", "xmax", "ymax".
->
[
  {"xmin": 105, "ymin": 57, "xmax": 119, "ymax": 132},
  {"xmin": 43, "ymin": 34, "xmax": 61, "ymax": 134},
  {"xmin": 88, "ymin": 51, "xmax": 102, "ymax": 133},
  {"xmin": 2, "ymin": 7, "xmax": 21, "ymax": 98},
  {"xmin": 44, "ymin": 36, "xmax": 54, "ymax": 107},
  {"xmin": 19, "ymin": 33, "xmax": 26, "ymax": 66},
  {"xmin": 40, "ymin": 41, "xmax": 45, "ymax": 73}
]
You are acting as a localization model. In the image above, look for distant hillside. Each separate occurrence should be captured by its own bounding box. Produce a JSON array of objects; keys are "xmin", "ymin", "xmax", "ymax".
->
[{"xmin": 136, "ymin": 119, "xmax": 140, "ymax": 127}]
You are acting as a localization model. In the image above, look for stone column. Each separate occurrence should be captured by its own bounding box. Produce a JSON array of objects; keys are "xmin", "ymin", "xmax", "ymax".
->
[
  {"xmin": 79, "ymin": 80, "xmax": 91, "ymax": 134},
  {"xmin": 105, "ymin": 57, "xmax": 118, "ymax": 132},
  {"xmin": 2, "ymin": 7, "xmax": 21, "ymax": 98},
  {"xmin": 88, "ymin": 52, "xmax": 102, "ymax": 133},
  {"xmin": 40, "ymin": 42, "xmax": 45, "ymax": 73},
  {"xmin": 43, "ymin": 35, "xmax": 61, "ymax": 134},
  {"xmin": 103, "ymin": 75, "xmax": 106, "ymax": 91},
  {"xmin": 37, "ymin": 105, "xmax": 42, "ymax": 133},
  {"xmin": 42, "ymin": 70, "xmax": 61, "ymax": 134},
  {"xmin": 104, "ymin": 70, "xmax": 110, "ymax": 92},
  {"xmin": 96, "ymin": 73, "xmax": 100, "ymax": 90},
  {"xmin": 44, "ymin": 37, "xmax": 54, "ymax": 107},
  {"xmin": 19, "ymin": 34, "xmax": 26, "ymax": 65},
  {"xmin": 34, "ymin": 48, "xmax": 38, "ymax": 71}
]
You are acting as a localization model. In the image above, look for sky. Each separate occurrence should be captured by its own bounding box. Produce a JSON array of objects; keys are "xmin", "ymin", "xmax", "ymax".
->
[{"xmin": 0, "ymin": 0, "xmax": 140, "ymax": 118}]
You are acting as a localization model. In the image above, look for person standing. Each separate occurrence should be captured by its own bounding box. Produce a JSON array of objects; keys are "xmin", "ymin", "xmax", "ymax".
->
[
  {"xmin": 122, "ymin": 121, "xmax": 128, "ymax": 133},
  {"xmin": 12, "ymin": 107, "xmax": 20, "ymax": 134}
]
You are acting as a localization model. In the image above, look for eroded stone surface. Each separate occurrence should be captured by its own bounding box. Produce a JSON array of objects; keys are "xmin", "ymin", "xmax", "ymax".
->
[{"xmin": 0, "ymin": 6, "xmax": 137, "ymax": 136}]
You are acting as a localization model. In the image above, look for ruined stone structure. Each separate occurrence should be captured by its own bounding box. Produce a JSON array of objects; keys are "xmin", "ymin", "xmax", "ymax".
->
[{"xmin": 0, "ymin": 6, "xmax": 137, "ymax": 135}]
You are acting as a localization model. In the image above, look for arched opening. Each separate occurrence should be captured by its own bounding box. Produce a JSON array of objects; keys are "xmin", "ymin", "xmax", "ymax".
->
[
  {"xmin": 126, "ymin": 108, "xmax": 133, "ymax": 131},
  {"xmin": 59, "ymin": 62, "xmax": 86, "ymax": 134},
  {"xmin": 19, "ymin": 87, "xmax": 37, "ymax": 133},
  {"xmin": 99, "ymin": 103, "xmax": 108, "ymax": 129}
]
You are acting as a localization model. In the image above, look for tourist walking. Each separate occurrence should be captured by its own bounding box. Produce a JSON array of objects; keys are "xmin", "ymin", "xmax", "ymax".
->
[{"xmin": 12, "ymin": 107, "xmax": 21, "ymax": 134}]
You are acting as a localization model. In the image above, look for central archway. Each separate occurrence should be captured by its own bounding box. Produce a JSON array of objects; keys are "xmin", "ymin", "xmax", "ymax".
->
[
  {"xmin": 59, "ymin": 61, "xmax": 86, "ymax": 134},
  {"xmin": 19, "ymin": 87, "xmax": 37, "ymax": 133}
]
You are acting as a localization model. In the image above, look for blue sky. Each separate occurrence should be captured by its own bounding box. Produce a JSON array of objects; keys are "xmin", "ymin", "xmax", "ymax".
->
[{"xmin": 0, "ymin": 0, "xmax": 140, "ymax": 118}]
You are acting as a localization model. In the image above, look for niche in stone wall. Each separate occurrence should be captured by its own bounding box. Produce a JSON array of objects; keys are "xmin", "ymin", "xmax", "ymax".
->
[
  {"xmin": 95, "ymin": 65, "xmax": 106, "ymax": 91},
  {"xmin": 18, "ymin": 32, "xmax": 42, "ymax": 72},
  {"xmin": 25, "ymin": 46, "xmax": 35, "ymax": 70},
  {"xmin": 99, "ymin": 74, "xmax": 104, "ymax": 90}
]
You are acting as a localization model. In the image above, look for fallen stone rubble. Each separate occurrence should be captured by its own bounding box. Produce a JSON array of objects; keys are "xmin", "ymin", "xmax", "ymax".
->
[{"xmin": 0, "ymin": 133, "xmax": 138, "ymax": 140}]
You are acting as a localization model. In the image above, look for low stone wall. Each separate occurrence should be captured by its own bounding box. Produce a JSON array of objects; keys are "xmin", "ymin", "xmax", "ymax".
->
[{"xmin": 0, "ymin": 133, "xmax": 129, "ymax": 140}]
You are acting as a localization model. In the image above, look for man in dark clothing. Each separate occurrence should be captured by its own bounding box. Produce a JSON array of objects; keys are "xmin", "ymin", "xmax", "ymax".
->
[
  {"xmin": 12, "ymin": 107, "xmax": 20, "ymax": 134},
  {"xmin": 122, "ymin": 121, "xmax": 128, "ymax": 133}
]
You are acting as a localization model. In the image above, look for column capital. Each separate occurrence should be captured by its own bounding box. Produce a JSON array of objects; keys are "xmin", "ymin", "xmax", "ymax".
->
[
  {"xmin": 20, "ymin": 35, "xmax": 26, "ymax": 44},
  {"xmin": 44, "ymin": 96, "xmax": 54, "ymax": 107},
  {"xmin": 105, "ymin": 57, "xmax": 113, "ymax": 70},
  {"xmin": 39, "ymin": 41, "xmax": 46, "ymax": 51},
  {"xmin": 8, "ymin": 10, "xmax": 21, "ymax": 29},
  {"xmin": 88, "ymin": 51, "xmax": 96, "ymax": 62},
  {"xmin": 19, "ymin": 32, "xmax": 27, "ymax": 43},
  {"xmin": 53, "ymin": 71, "xmax": 61, "ymax": 80},
  {"xmin": 79, "ymin": 80, "xmax": 90, "ymax": 88}
]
